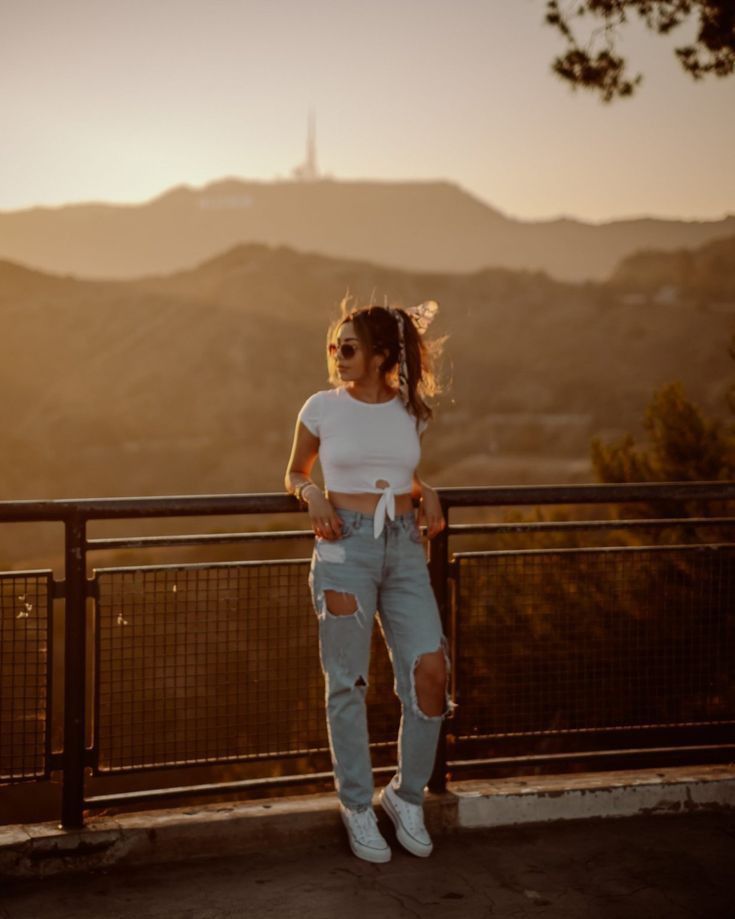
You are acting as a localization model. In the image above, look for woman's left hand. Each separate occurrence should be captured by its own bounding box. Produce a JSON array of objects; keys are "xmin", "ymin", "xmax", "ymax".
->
[{"xmin": 418, "ymin": 487, "xmax": 446, "ymax": 539}]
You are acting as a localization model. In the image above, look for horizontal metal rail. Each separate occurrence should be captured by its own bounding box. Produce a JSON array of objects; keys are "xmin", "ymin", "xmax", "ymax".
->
[{"xmin": 1, "ymin": 480, "xmax": 733, "ymax": 521}]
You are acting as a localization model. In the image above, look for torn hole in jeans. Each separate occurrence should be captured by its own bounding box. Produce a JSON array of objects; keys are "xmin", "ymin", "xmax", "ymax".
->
[
  {"xmin": 408, "ymin": 634, "xmax": 457, "ymax": 721},
  {"xmin": 315, "ymin": 587, "xmax": 366, "ymax": 628}
]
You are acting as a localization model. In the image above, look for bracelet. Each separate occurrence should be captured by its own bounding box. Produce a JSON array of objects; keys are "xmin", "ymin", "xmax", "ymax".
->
[{"xmin": 295, "ymin": 482, "xmax": 317, "ymax": 508}]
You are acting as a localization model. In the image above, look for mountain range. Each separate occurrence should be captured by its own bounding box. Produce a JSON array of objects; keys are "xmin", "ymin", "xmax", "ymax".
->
[{"xmin": 1, "ymin": 177, "xmax": 733, "ymax": 283}]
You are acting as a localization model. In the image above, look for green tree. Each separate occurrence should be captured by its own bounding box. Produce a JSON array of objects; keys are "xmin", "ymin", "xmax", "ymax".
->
[
  {"xmin": 494, "ymin": 334, "xmax": 735, "ymax": 548},
  {"xmin": 590, "ymin": 379, "xmax": 735, "ymax": 483},
  {"xmin": 589, "ymin": 334, "xmax": 735, "ymax": 535},
  {"xmin": 544, "ymin": 0, "xmax": 735, "ymax": 102}
]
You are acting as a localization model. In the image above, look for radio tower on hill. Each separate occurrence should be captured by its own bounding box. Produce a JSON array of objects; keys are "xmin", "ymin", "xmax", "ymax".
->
[{"xmin": 291, "ymin": 107, "xmax": 319, "ymax": 181}]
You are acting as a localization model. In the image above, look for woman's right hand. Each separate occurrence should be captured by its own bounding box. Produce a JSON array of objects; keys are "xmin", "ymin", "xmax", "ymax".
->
[{"xmin": 306, "ymin": 488, "xmax": 344, "ymax": 539}]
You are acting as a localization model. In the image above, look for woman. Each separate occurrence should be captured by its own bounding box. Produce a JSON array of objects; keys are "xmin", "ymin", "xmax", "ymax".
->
[{"xmin": 284, "ymin": 294, "xmax": 454, "ymax": 864}]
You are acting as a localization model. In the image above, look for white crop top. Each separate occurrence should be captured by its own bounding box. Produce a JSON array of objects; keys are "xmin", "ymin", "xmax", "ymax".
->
[{"xmin": 298, "ymin": 387, "xmax": 428, "ymax": 538}]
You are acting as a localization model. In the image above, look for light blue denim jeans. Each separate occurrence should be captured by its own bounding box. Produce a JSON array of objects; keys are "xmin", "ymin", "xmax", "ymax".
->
[{"xmin": 308, "ymin": 507, "xmax": 455, "ymax": 811}]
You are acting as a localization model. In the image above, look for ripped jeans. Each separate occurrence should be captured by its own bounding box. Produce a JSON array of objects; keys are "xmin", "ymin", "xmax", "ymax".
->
[{"xmin": 308, "ymin": 507, "xmax": 455, "ymax": 811}]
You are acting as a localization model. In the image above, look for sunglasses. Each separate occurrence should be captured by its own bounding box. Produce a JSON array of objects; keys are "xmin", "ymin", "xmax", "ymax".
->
[{"xmin": 328, "ymin": 342, "xmax": 361, "ymax": 360}]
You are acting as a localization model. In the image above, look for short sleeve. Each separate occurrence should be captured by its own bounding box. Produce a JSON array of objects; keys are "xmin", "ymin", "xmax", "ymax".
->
[
  {"xmin": 418, "ymin": 416, "xmax": 429, "ymax": 436},
  {"xmin": 297, "ymin": 392, "xmax": 322, "ymax": 437}
]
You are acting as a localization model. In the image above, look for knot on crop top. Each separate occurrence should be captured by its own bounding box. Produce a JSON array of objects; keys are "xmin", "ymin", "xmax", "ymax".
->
[{"xmin": 373, "ymin": 483, "xmax": 396, "ymax": 538}]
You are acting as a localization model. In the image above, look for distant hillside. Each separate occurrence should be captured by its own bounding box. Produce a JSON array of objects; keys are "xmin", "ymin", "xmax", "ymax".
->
[
  {"xmin": 1, "ymin": 235, "xmax": 732, "ymax": 568},
  {"xmin": 609, "ymin": 234, "xmax": 735, "ymax": 302},
  {"xmin": 0, "ymin": 177, "xmax": 733, "ymax": 283}
]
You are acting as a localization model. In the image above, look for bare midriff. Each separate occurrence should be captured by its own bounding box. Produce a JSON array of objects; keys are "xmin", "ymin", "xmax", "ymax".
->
[{"xmin": 327, "ymin": 490, "xmax": 415, "ymax": 516}]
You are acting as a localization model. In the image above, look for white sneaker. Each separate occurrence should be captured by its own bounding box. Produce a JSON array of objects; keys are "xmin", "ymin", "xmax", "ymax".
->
[
  {"xmin": 339, "ymin": 803, "xmax": 392, "ymax": 863},
  {"xmin": 379, "ymin": 780, "xmax": 433, "ymax": 857}
]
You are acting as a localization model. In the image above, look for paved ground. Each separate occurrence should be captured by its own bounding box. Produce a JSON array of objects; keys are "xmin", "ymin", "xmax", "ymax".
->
[{"xmin": 2, "ymin": 811, "xmax": 733, "ymax": 918}]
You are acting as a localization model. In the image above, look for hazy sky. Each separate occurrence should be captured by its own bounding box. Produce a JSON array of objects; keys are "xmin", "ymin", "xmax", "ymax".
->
[{"xmin": 3, "ymin": 0, "xmax": 733, "ymax": 221}]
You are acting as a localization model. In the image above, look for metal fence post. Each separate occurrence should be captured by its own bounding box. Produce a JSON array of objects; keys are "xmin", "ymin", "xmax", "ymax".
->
[
  {"xmin": 60, "ymin": 511, "xmax": 87, "ymax": 829},
  {"xmin": 427, "ymin": 500, "xmax": 450, "ymax": 794}
]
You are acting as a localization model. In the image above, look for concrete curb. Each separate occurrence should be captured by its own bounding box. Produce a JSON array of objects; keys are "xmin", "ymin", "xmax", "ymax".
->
[
  {"xmin": 454, "ymin": 763, "xmax": 735, "ymax": 828},
  {"xmin": 1, "ymin": 764, "xmax": 733, "ymax": 879}
]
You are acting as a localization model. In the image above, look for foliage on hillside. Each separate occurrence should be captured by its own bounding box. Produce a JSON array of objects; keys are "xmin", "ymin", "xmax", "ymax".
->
[
  {"xmin": 591, "ymin": 378, "xmax": 735, "ymax": 484},
  {"xmin": 608, "ymin": 233, "xmax": 735, "ymax": 301}
]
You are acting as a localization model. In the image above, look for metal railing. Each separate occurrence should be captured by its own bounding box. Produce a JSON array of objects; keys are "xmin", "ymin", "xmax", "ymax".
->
[{"xmin": 1, "ymin": 482, "xmax": 733, "ymax": 829}]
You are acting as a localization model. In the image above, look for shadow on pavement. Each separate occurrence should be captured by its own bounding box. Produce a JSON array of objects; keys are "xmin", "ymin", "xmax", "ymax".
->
[{"xmin": 2, "ymin": 811, "xmax": 733, "ymax": 919}]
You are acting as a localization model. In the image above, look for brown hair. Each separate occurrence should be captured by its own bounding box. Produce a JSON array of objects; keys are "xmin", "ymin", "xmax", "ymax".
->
[{"xmin": 325, "ymin": 290, "xmax": 449, "ymax": 433}]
